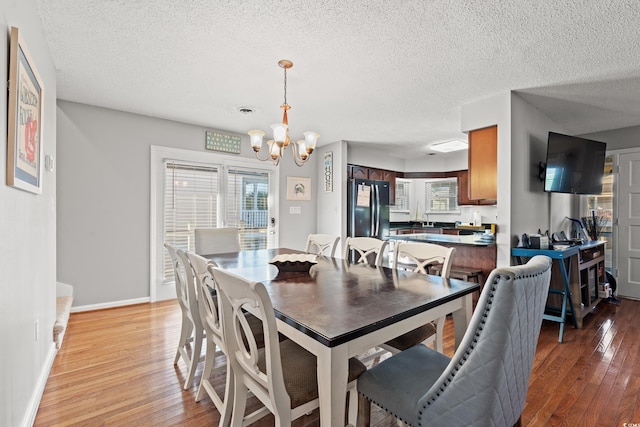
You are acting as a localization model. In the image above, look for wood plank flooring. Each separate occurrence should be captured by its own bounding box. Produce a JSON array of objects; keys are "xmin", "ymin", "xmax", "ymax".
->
[{"xmin": 35, "ymin": 298, "xmax": 640, "ymax": 426}]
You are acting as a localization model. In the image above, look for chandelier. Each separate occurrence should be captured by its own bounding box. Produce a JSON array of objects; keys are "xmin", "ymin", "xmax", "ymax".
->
[{"xmin": 248, "ymin": 60, "xmax": 319, "ymax": 166}]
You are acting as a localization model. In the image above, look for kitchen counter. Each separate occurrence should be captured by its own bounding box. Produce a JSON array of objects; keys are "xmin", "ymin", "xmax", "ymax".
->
[
  {"xmin": 387, "ymin": 231, "xmax": 497, "ymax": 286},
  {"xmin": 387, "ymin": 232, "xmax": 495, "ymax": 247},
  {"xmin": 389, "ymin": 221, "xmax": 491, "ymax": 236}
]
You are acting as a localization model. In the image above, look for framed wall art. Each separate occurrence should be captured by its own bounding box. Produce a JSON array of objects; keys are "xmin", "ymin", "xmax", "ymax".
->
[
  {"xmin": 7, "ymin": 26, "xmax": 45, "ymax": 194},
  {"xmin": 323, "ymin": 151, "xmax": 333, "ymax": 192},
  {"xmin": 286, "ymin": 176, "xmax": 311, "ymax": 201}
]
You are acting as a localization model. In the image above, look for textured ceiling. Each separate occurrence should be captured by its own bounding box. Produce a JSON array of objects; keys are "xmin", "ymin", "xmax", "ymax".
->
[{"xmin": 34, "ymin": 0, "xmax": 640, "ymax": 159}]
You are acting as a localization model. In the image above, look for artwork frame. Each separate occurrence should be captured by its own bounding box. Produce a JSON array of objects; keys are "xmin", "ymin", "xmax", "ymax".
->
[
  {"xmin": 323, "ymin": 151, "xmax": 333, "ymax": 192},
  {"xmin": 286, "ymin": 176, "xmax": 312, "ymax": 201},
  {"xmin": 7, "ymin": 26, "xmax": 45, "ymax": 194}
]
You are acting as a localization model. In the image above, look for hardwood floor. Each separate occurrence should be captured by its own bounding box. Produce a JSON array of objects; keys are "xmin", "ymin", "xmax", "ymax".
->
[{"xmin": 35, "ymin": 298, "xmax": 640, "ymax": 426}]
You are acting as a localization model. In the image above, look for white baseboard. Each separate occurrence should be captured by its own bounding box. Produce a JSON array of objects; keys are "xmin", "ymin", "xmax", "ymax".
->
[
  {"xmin": 70, "ymin": 297, "xmax": 150, "ymax": 313},
  {"xmin": 22, "ymin": 343, "xmax": 57, "ymax": 427}
]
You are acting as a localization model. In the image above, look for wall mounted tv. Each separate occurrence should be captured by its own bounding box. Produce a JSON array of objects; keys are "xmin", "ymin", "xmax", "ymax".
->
[{"xmin": 544, "ymin": 132, "xmax": 607, "ymax": 195}]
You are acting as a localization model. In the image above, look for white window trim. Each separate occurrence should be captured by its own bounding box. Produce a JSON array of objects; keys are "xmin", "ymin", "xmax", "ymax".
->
[
  {"xmin": 150, "ymin": 145, "xmax": 279, "ymax": 302},
  {"xmin": 425, "ymin": 177, "xmax": 460, "ymax": 214},
  {"xmin": 391, "ymin": 178, "xmax": 411, "ymax": 213}
]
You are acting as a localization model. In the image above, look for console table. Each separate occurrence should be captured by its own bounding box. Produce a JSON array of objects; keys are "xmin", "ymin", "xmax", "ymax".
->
[{"xmin": 512, "ymin": 241, "xmax": 605, "ymax": 343}]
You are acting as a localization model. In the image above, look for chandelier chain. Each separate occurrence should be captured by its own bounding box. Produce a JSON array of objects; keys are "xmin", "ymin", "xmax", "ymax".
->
[{"xmin": 283, "ymin": 67, "xmax": 288, "ymax": 106}]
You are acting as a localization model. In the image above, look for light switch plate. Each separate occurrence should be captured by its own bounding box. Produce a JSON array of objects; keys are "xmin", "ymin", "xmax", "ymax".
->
[{"xmin": 290, "ymin": 206, "xmax": 302, "ymax": 214}]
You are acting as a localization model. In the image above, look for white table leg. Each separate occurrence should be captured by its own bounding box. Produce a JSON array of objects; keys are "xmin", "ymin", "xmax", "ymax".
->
[
  {"xmin": 451, "ymin": 293, "xmax": 473, "ymax": 349},
  {"xmin": 317, "ymin": 344, "xmax": 349, "ymax": 427}
]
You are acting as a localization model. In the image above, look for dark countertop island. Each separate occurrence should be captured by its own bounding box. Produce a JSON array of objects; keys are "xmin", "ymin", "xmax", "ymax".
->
[
  {"xmin": 387, "ymin": 232, "xmax": 495, "ymax": 247},
  {"xmin": 387, "ymin": 232, "xmax": 497, "ymax": 287}
]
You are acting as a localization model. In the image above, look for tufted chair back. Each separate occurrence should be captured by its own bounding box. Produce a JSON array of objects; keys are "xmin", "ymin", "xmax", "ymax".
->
[
  {"xmin": 415, "ymin": 255, "xmax": 552, "ymax": 425},
  {"xmin": 357, "ymin": 255, "xmax": 552, "ymax": 427}
]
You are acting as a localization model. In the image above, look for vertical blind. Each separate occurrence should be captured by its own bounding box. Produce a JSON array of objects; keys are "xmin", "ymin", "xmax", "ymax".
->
[{"xmin": 163, "ymin": 161, "xmax": 219, "ymax": 282}]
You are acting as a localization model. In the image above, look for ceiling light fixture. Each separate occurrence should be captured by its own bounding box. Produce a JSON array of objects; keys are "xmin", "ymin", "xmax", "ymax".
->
[
  {"xmin": 430, "ymin": 139, "xmax": 468, "ymax": 153},
  {"xmin": 248, "ymin": 60, "xmax": 319, "ymax": 166}
]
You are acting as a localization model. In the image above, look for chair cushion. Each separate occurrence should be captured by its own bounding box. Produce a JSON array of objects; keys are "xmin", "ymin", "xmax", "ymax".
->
[
  {"xmin": 357, "ymin": 344, "xmax": 450, "ymax": 427},
  {"xmin": 258, "ymin": 339, "xmax": 367, "ymax": 409},
  {"xmin": 384, "ymin": 323, "xmax": 436, "ymax": 351}
]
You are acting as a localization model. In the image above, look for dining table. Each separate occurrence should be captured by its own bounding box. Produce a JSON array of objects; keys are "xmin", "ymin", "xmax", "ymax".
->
[{"xmin": 204, "ymin": 248, "xmax": 480, "ymax": 427}]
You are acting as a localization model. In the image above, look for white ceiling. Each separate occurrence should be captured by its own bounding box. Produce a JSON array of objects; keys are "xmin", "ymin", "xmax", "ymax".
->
[{"xmin": 34, "ymin": 0, "xmax": 640, "ymax": 159}]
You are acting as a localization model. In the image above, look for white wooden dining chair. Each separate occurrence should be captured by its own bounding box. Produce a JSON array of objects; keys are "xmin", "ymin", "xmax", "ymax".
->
[
  {"xmin": 305, "ymin": 234, "xmax": 340, "ymax": 257},
  {"xmin": 342, "ymin": 236, "xmax": 389, "ymax": 266},
  {"xmin": 383, "ymin": 242, "xmax": 456, "ymax": 354},
  {"xmin": 210, "ymin": 265, "xmax": 366, "ymax": 427},
  {"xmin": 164, "ymin": 243, "xmax": 205, "ymax": 390},
  {"xmin": 194, "ymin": 227, "xmax": 241, "ymax": 255},
  {"xmin": 184, "ymin": 252, "xmax": 231, "ymax": 424}
]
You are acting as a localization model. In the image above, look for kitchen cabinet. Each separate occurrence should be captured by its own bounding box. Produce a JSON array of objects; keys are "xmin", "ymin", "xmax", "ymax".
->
[
  {"xmin": 468, "ymin": 125, "xmax": 497, "ymax": 200},
  {"xmin": 457, "ymin": 170, "xmax": 474, "ymax": 205},
  {"xmin": 383, "ymin": 170, "xmax": 397, "ymax": 204},
  {"xmin": 349, "ymin": 165, "xmax": 369, "ymax": 179},
  {"xmin": 442, "ymin": 228, "xmax": 463, "ymax": 235},
  {"xmin": 347, "ymin": 164, "xmax": 398, "ymax": 205},
  {"xmin": 396, "ymin": 227, "xmax": 442, "ymax": 235},
  {"xmin": 368, "ymin": 168, "xmax": 385, "ymax": 181},
  {"xmin": 457, "ymin": 170, "xmax": 496, "ymax": 206}
]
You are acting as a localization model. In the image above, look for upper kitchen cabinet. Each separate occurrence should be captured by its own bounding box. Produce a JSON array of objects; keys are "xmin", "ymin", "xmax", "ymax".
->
[
  {"xmin": 457, "ymin": 170, "xmax": 474, "ymax": 205},
  {"xmin": 367, "ymin": 168, "xmax": 385, "ymax": 181},
  {"xmin": 347, "ymin": 164, "xmax": 399, "ymax": 205},
  {"xmin": 383, "ymin": 170, "xmax": 397, "ymax": 203},
  {"xmin": 468, "ymin": 125, "xmax": 497, "ymax": 200},
  {"xmin": 349, "ymin": 165, "xmax": 370, "ymax": 179},
  {"xmin": 457, "ymin": 170, "xmax": 496, "ymax": 206}
]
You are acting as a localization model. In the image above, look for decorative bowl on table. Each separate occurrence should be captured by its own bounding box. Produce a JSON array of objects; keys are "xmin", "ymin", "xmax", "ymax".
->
[{"xmin": 269, "ymin": 253, "xmax": 318, "ymax": 272}]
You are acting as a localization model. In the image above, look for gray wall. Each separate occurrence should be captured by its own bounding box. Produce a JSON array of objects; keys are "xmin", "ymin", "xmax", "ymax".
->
[
  {"xmin": 314, "ymin": 141, "xmax": 348, "ymax": 253},
  {"xmin": 57, "ymin": 101, "xmax": 317, "ymax": 307},
  {"xmin": 461, "ymin": 92, "xmax": 512, "ymax": 267},
  {"xmin": 510, "ymin": 93, "xmax": 573, "ymax": 240},
  {"xmin": 1, "ymin": 2, "xmax": 58, "ymax": 425},
  {"xmin": 580, "ymin": 124, "xmax": 640, "ymax": 150}
]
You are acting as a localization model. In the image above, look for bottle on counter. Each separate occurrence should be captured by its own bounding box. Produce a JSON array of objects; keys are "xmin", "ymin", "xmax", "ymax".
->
[{"xmin": 473, "ymin": 211, "xmax": 482, "ymax": 227}]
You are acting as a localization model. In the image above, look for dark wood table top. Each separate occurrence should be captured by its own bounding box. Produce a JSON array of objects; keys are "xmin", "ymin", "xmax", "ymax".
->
[{"xmin": 205, "ymin": 248, "xmax": 479, "ymax": 347}]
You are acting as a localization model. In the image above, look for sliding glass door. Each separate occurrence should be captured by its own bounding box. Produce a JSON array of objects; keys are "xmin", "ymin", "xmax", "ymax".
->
[{"xmin": 151, "ymin": 147, "xmax": 278, "ymax": 301}]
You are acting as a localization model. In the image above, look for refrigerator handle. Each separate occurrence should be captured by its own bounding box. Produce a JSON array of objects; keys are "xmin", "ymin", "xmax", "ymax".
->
[
  {"xmin": 373, "ymin": 183, "xmax": 379, "ymax": 237},
  {"xmin": 376, "ymin": 184, "xmax": 381, "ymax": 236}
]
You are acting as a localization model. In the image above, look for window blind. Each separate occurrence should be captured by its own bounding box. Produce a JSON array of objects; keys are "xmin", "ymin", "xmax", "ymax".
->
[
  {"xmin": 163, "ymin": 161, "xmax": 219, "ymax": 282},
  {"xmin": 226, "ymin": 167, "xmax": 271, "ymax": 250},
  {"xmin": 395, "ymin": 179, "xmax": 411, "ymax": 211},
  {"xmin": 425, "ymin": 178, "xmax": 459, "ymax": 213}
]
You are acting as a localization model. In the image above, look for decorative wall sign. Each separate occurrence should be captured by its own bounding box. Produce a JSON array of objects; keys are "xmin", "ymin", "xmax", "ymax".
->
[
  {"xmin": 205, "ymin": 131, "xmax": 241, "ymax": 154},
  {"xmin": 286, "ymin": 176, "xmax": 312, "ymax": 201},
  {"xmin": 324, "ymin": 151, "xmax": 333, "ymax": 192},
  {"xmin": 7, "ymin": 26, "xmax": 45, "ymax": 194}
]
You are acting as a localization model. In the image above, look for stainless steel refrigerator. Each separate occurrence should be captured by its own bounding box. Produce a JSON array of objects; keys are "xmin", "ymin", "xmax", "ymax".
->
[{"xmin": 347, "ymin": 178, "xmax": 390, "ymax": 240}]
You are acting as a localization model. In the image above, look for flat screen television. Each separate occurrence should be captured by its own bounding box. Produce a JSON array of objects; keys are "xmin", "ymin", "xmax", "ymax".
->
[{"xmin": 544, "ymin": 132, "xmax": 607, "ymax": 195}]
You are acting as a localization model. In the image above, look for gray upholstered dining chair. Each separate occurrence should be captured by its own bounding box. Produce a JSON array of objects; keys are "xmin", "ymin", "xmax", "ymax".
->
[
  {"xmin": 194, "ymin": 227, "xmax": 241, "ymax": 255},
  {"xmin": 343, "ymin": 236, "xmax": 389, "ymax": 266},
  {"xmin": 305, "ymin": 233, "xmax": 340, "ymax": 257},
  {"xmin": 210, "ymin": 265, "xmax": 367, "ymax": 427},
  {"xmin": 384, "ymin": 242, "xmax": 456, "ymax": 353},
  {"xmin": 164, "ymin": 243, "xmax": 205, "ymax": 390},
  {"xmin": 356, "ymin": 255, "xmax": 553, "ymax": 427}
]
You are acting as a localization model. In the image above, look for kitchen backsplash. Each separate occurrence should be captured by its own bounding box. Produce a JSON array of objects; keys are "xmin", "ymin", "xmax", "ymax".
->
[{"xmin": 390, "ymin": 205, "xmax": 497, "ymax": 224}]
